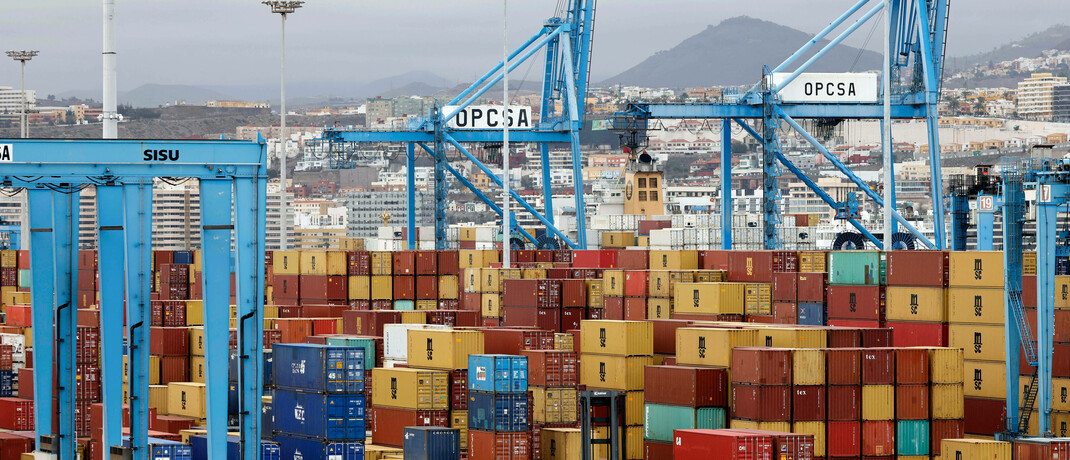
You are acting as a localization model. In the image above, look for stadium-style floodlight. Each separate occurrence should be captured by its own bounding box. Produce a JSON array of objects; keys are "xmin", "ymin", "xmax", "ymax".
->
[
  {"xmin": 6, "ymin": 50, "xmax": 39, "ymax": 138},
  {"xmin": 262, "ymin": 1, "xmax": 303, "ymax": 250}
]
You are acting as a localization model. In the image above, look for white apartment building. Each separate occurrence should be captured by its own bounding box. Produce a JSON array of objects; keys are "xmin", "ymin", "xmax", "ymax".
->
[
  {"xmin": 1017, "ymin": 73, "xmax": 1068, "ymax": 121},
  {"xmin": 0, "ymin": 86, "xmax": 35, "ymax": 121}
]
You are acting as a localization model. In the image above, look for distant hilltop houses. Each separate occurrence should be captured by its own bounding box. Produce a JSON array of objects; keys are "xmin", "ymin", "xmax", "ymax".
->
[{"xmin": 205, "ymin": 100, "xmax": 269, "ymax": 109}]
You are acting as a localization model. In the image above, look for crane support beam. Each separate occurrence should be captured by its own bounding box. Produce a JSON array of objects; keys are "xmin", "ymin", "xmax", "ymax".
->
[{"xmin": 624, "ymin": 103, "xmax": 929, "ymax": 120}]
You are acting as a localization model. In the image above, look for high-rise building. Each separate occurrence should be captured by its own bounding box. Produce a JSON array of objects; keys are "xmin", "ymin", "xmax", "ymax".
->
[
  {"xmin": 1017, "ymin": 73, "xmax": 1068, "ymax": 121},
  {"xmin": 1053, "ymin": 84, "xmax": 1070, "ymax": 122},
  {"xmin": 343, "ymin": 189, "xmax": 435, "ymax": 239},
  {"xmin": 0, "ymin": 86, "xmax": 35, "ymax": 122}
]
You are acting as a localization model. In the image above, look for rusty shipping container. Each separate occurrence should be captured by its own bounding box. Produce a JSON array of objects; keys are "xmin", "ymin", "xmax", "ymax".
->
[
  {"xmin": 731, "ymin": 347, "xmax": 791, "ymax": 386},
  {"xmin": 644, "ymin": 365, "xmax": 728, "ymax": 408}
]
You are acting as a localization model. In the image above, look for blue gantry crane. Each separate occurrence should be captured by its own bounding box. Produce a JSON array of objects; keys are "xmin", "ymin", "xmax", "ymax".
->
[
  {"xmin": 0, "ymin": 216, "xmax": 19, "ymax": 250},
  {"xmin": 616, "ymin": 0, "xmax": 950, "ymax": 251},
  {"xmin": 1, "ymin": 138, "xmax": 268, "ymax": 460},
  {"xmin": 319, "ymin": 0, "xmax": 597, "ymax": 250}
]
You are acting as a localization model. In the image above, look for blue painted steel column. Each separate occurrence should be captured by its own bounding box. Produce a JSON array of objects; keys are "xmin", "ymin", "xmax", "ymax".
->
[
  {"xmin": 559, "ymin": 36, "xmax": 587, "ymax": 248},
  {"xmin": 761, "ymin": 90, "xmax": 783, "ymax": 249},
  {"xmin": 881, "ymin": 118, "xmax": 898, "ymax": 235},
  {"xmin": 406, "ymin": 142, "xmax": 416, "ymax": 249},
  {"xmin": 1001, "ymin": 176, "xmax": 1026, "ymax": 434},
  {"xmin": 1037, "ymin": 200, "xmax": 1057, "ymax": 435},
  {"xmin": 915, "ymin": 0, "xmax": 947, "ymax": 249},
  {"xmin": 121, "ymin": 180, "xmax": 153, "ymax": 457},
  {"xmin": 53, "ymin": 189, "xmax": 78, "ymax": 460},
  {"xmin": 977, "ymin": 207, "xmax": 994, "ymax": 251},
  {"xmin": 540, "ymin": 143, "xmax": 554, "ymax": 229},
  {"xmin": 199, "ymin": 179, "xmax": 233, "ymax": 460},
  {"xmin": 235, "ymin": 176, "xmax": 267, "ymax": 459},
  {"xmin": 433, "ymin": 108, "xmax": 448, "ymax": 250},
  {"xmin": 95, "ymin": 185, "xmax": 125, "ymax": 453},
  {"xmin": 721, "ymin": 119, "xmax": 733, "ymax": 249},
  {"xmin": 26, "ymin": 188, "xmax": 54, "ymax": 450}
]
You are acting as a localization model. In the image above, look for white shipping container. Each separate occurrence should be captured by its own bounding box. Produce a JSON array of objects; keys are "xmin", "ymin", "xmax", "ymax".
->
[
  {"xmin": 475, "ymin": 226, "xmax": 496, "ymax": 242},
  {"xmin": 670, "ymin": 228, "xmax": 684, "ymax": 247},
  {"xmin": 649, "ymin": 229, "xmax": 673, "ymax": 247},
  {"xmin": 0, "ymin": 333, "xmax": 26, "ymax": 354},
  {"xmin": 382, "ymin": 323, "xmax": 452, "ymax": 361},
  {"xmin": 418, "ymin": 226, "xmax": 436, "ymax": 242},
  {"xmin": 378, "ymin": 226, "xmax": 405, "ymax": 240}
]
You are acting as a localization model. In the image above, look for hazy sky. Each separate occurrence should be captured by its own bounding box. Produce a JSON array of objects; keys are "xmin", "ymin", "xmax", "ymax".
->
[{"xmin": 2, "ymin": 0, "xmax": 1068, "ymax": 96}]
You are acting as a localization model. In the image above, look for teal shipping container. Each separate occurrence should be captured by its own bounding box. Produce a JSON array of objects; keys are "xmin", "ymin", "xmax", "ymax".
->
[
  {"xmin": 896, "ymin": 419, "xmax": 929, "ymax": 456},
  {"xmin": 642, "ymin": 404, "xmax": 725, "ymax": 442},
  {"xmin": 394, "ymin": 300, "xmax": 415, "ymax": 310},
  {"xmin": 17, "ymin": 269, "xmax": 30, "ymax": 289},
  {"xmin": 325, "ymin": 336, "xmax": 378, "ymax": 371},
  {"xmin": 828, "ymin": 251, "xmax": 882, "ymax": 285}
]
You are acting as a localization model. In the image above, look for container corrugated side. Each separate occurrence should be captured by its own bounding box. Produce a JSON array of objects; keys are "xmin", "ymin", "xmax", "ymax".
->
[
  {"xmin": 579, "ymin": 320, "xmax": 653, "ymax": 357},
  {"xmin": 407, "ymin": 329, "xmax": 485, "ymax": 370},
  {"xmin": 371, "ymin": 367, "xmax": 450, "ymax": 410},
  {"xmin": 643, "ymin": 404, "xmax": 725, "ymax": 442},
  {"xmin": 675, "ymin": 327, "xmax": 757, "ymax": 368},
  {"xmin": 940, "ymin": 438, "xmax": 1011, "ymax": 460},
  {"xmin": 579, "ymin": 355, "xmax": 651, "ymax": 391}
]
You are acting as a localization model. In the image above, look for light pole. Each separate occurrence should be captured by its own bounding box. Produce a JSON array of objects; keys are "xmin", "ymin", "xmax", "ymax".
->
[
  {"xmin": 262, "ymin": 1, "xmax": 302, "ymax": 251},
  {"xmin": 6, "ymin": 50, "xmax": 38, "ymax": 139}
]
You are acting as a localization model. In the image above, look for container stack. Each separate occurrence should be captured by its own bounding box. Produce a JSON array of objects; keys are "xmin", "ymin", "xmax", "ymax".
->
[
  {"xmin": 466, "ymin": 354, "xmax": 530, "ymax": 460},
  {"xmin": 826, "ymin": 251, "xmax": 884, "ymax": 329},
  {"xmin": 885, "ymin": 250, "xmax": 950, "ymax": 346},
  {"xmin": 642, "ymin": 365, "xmax": 728, "ymax": 455},
  {"xmin": 726, "ymin": 251, "xmax": 775, "ymax": 323},
  {"xmin": 523, "ymin": 349, "xmax": 579, "ymax": 458},
  {"xmin": 271, "ymin": 343, "xmax": 366, "ymax": 459},
  {"xmin": 730, "ymin": 347, "xmax": 792, "ymax": 432},
  {"xmin": 580, "ymin": 320, "xmax": 654, "ymax": 459},
  {"xmin": 941, "ymin": 438, "xmax": 1012, "ymax": 459},
  {"xmin": 409, "ymin": 328, "xmax": 483, "ymax": 455},
  {"xmin": 794, "ymin": 251, "xmax": 828, "ymax": 326}
]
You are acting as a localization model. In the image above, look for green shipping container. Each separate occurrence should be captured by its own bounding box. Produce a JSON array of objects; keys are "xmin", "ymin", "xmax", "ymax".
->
[
  {"xmin": 17, "ymin": 269, "xmax": 30, "ymax": 289},
  {"xmin": 897, "ymin": 419, "xmax": 929, "ymax": 456},
  {"xmin": 828, "ymin": 251, "xmax": 882, "ymax": 285},
  {"xmin": 325, "ymin": 336, "xmax": 377, "ymax": 370},
  {"xmin": 394, "ymin": 300, "xmax": 415, "ymax": 311},
  {"xmin": 643, "ymin": 404, "xmax": 725, "ymax": 442}
]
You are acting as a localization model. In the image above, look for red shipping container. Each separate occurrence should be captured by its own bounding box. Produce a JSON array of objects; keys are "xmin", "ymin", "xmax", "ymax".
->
[
  {"xmin": 149, "ymin": 327, "xmax": 188, "ymax": 356},
  {"xmin": 964, "ymin": 397, "xmax": 1004, "ymax": 435},
  {"xmin": 1021, "ymin": 342, "xmax": 1070, "ymax": 378},
  {"xmin": 561, "ymin": 307, "xmax": 583, "ymax": 332},
  {"xmin": 78, "ymin": 250, "xmax": 98, "ymax": 270},
  {"xmin": 731, "ymin": 347, "xmax": 791, "ymax": 386},
  {"xmin": 827, "ymin": 385, "xmax": 861, "ymax": 421},
  {"xmin": 468, "ymin": 430, "xmax": 530, "ymax": 460},
  {"xmin": 415, "ymin": 275, "xmax": 438, "ymax": 300},
  {"xmin": 638, "ymin": 220, "xmax": 671, "ymax": 236},
  {"xmin": 792, "ymin": 385, "xmax": 825, "ymax": 421},
  {"xmin": 895, "ymin": 384, "xmax": 929, "ymax": 420},
  {"xmin": 76, "ymin": 364, "xmax": 101, "ymax": 402},
  {"xmin": 771, "ymin": 251, "xmax": 798, "ymax": 273},
  {"xmin": 826, "ymin": 328, "xmax": 861, "ymax": 348},
  {"xmin": 425, "ymin": 310, "xmax": 479, "ymax": 328},
  {"xmin": 827, "ymin": 285, "xmax": 883, "ymax": 320},
  {"xmin": 930, "ymin": 419, "xmax": 963, "ymax": 456},
  {"xmin": 772, "ymin": 272, "xmax": 797, "ymax": 301},
  {"xmin": 1015, "ymin": 437, "xmax": 1070, "ymax": 459},
  {"xmin": 886, "ymin": 250, "xmax": 948, "ymax": 287},
  {"xmin": 278, "ymin": 306, "xmax": 302, "ymax": 318},
  {"xmin": 796, "ymin": 273, "xmax": 826, "ymax": 302},
  {"xmin": 275, "ymin": 318, "xmax": 313, "ymax": 344},
  {"xmin": 437, "ymin": 251, "xmax": 459, "ymax": 275},
  {"xmin": 644, "ymin": 365, "xmax": 727, "ymax": 407},
  {"xmin": 861, "ymin": 328, "xmax": 894, "ymax": 347},
  {"xmin": 603, "ymin": 297, "xmax": 623, "ymax": 320},
  {"xmin": 731, "ymin": 429, "xmax": 814, "ymax": 460},
  {"xmin": 623, "ymin": 297, "xmax": 646, "ymax": 321},
  {"xmin": 4, "ymin": 306, "xmax": 30, "ymax": 328},
  {"xmin": 159, "ymin": 356, "xmax": 189, "ymax": 384},
  {"xmin": 617, "ymin": 250, "xmax": 649, "ymax": 270},
  {"xmin": 370, "ymin": 406, "xmax": 449, "ymax": 447},
  {"xmin": 700, "ymin": 250, "xmax": 730, "ymax": 271},
  {"xmin": 827, "ymin": 421, "xmax": 861, "ymax": 457},
  {"xmin": 503, "ymin": 279, "xmax": 560, "ymax": 308},
  {"xmin": 861, "ymin": 348, "xmax": 894, "ymax": 385},
  {"xmin": 0, "ymin": 432, "xmax": 33, "ymax": 460},
  {"xmin": 0, "ymin": 398, "xmax": 33, "ymax": 430},
  {"xmin": 560, "ymin": 279, "xmax": 585, "ymax": 308},
  {"xmin": 727, "ymin": 251, "xmax": 774, "ymax": 283},
  {"xmin": 587, "ymin": 307, "xmax": 603, "ymax": 320},
  {"xmin": 450, "ymin": 370, "xmax": 468, "ymax": 410},
  {"xmin": 772, "ymin": 302, "xmax": 796, "ymax": 324},
  {"xmin": 264, "ymin": 330, "xmax": 282, "ymax": 350},
  {"xmin": 347, "ymin": 251, "xmax": 371, "ymax": 276},
  {"xmin": 310, "ymin": 318, "xmax": 336, "ymax": 336},
  {"xmin": 624, "ymin": 271, "xmax": 648, "ymax": 297},
  {"xmin": 16, "ymin": 368, "xmax": 32, "ymax": 399},
  {"xmin": 888, "ymin": 321, "xmax": 947, "ymax": 347},
  {"xmin": 744, "ymin": 314, "xmax": 775, "ymax": 324},
  {"xmin": 522, "ymin": 350, "xmax": 578, "ymax": 387},
  {"xmin": 514, "ymin": 250, "xmax": 535, "ymax": 264},
  {"xmin": 392, "ymin": 275, "xmax": 414, "ymax": 300},
  {"xmin": 643, "ymin": 440, "xmax": 673, "ymax": 460},
  {"xmin": 348, "ymin": 300, "xmax": 371, "ymax": 310},
  {"xmin": 731, "ymin": 384, "xmax": 791, "ymax": 421},
  {"xmin": 273, "ymin": 275, "xmax": 300, "ymax": 298},
  {"xmin": 392, "ymin": 251, "xmax": 416, "ymax": 275},
  {"xmin": 672, "ymin": 429, "xmax": 774, "ymax": 460},
  {"xmin": 862, "ymin": 420, "xmax": 895, "ymax": 456},
  {"xmin": 150, "ymin": 415, "xmax": 197, "ymax": 435},
  {"xmin": 894, "ymin": 348, "xmax": 930, "ymax": 384},
  {"xmin": 301, "ymin": 305, "xmax": 347, "ymax": 318},
  {"xmin": 483, "ymin": 329, "xmax": 555, "ymax": 355},
  {"xmin": 649, "ymin": 319, "xmax": 696, "ymax": 355},
  {"xmin": 1024, "ymin": 275, "xmax": 1037, "ymax": 307},
  {"xmin": 415, "ymin": 251, "xmax": 438, "ymax": 275}
]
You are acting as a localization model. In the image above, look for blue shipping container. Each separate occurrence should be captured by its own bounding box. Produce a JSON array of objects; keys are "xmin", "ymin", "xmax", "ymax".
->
[
  {"xmin": 150, "ymin": 444, "xmax": 192, "ymax": 460},
  {"xmin": 273, "ymin": 389, "xmax": 366, "ymax": 441},
  {"xmin": 0, "ymin": 370, "xmax": 13, "ymax": 397},
  {"xmin": 468, "ymin": 355, "xmax": 527, "ymax": 393},
  {"xmin": 228, "ymin": 382, "xmax": 239, "ymax": 415},
  {"xmin": 274, "ymin": 435, "xmax": 364, "ymax": 460},
  {"xmin": 264, "ymin": 349, "xmax": 273, "ymax": 388},
  {"xmin": 797, "ymin": 302, "xmax": 825, "ymax": 326},
  {"xmin": 173, "ymin": 250, "xmax": 194, "ymax": 264},
  {"xmin": 262, "ymin": 396, "xmax": 274, "ymax": 441},
  {"xmin": 273, "ymin": 344, "xmax": 364, "ymax": 393},
  {"xmin": 231, "ymin": 350, "xmax": 274, "ymax": 388},
  {"xmin": 190, "ymin": 436, "xmax": 281, "ymax": 460},
  {"xmin": 403, "ymin": 427, "xmax": 460, "ymax": 460},
  {"xmin": 468, "ymin": 391, "xmax": 528, "ymax": 432}
]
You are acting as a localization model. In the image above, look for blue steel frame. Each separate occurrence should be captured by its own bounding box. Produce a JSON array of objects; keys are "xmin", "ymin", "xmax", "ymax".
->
[
  {"xmin": 2, "ymin": 138, "xmax": 267, "ymax": 460},
  {"xmin": 621, "ymin": 0, "xmax": 948, "ymax": 250},
  {"xmin": 322, "ymin": 0, "xmax": 596, "ymax": 249}
]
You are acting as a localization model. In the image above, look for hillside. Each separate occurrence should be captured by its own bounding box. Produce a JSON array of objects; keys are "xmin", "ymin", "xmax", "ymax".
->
[
  {"xmin": 601, "ymin": 16, "xmax": 882, "ymax": 88},
  {"xmin": 950, "ymin": 24, "xmax": 1070, "ymax": 71}
]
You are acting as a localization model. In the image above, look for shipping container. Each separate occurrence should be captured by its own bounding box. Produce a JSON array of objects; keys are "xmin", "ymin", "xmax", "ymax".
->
[
  {"xmin": 580, "ymin": 320, "xmax": 653, "ymax": 356},
  {"xmin": 273, "ymin": 389, "xmax": 365, "ymax": 441},
  {"xmin": 827, "ymin": 384, "xmax": 861, "ymax": 421},
  {"xmin": 949, "ymin": 324, "xmax": 1005, "ymax": 362},
  {"xmin": 467, "ymin": 354, "xmax": 527, "ymax": 393},
  {"xmin": 369, "ymin": 406, "xmax": 449, "ymax": 448},
  {"xmin": 861, "ymin": 348, "xmax": 894, "ymax": 385},
  {"xmin": 407, "ymin": 329, "xmax": 484, "ymax": 370},
  {"xmin": 403, "ymin": 426, "xmax": 459, "ymax": 460},
  {"xmin": 643, "ymin": 404, "xmax": 725, "ymax": 442},
  {"xmin": 672, "ymin": 429, "xmax": 774, "ymax": 460},
  {"xmin": 531, "ymin": 387, "xmax": 578, "ymax": 424},
  {"xmin": 731, "ymin": 347, "xmax": 791, "ymax": 386},
  {"xmin": 274, "ymin": 435, "xmax": 363, "ymax": 460},
  {"xmin": 467, "ymin": 429, "xmax": 530, "ymax": 460},
  {"xmin": 940, "ymin": 438, "xmax": 1011, "ymax": 460},
  {"xmin": 542, "ymin": 427, "xmax": 582, "ymax": 460},
  {"xmin": 948, "ymin": 251, "xmax": 1005, "ymax": 288},
  {"xmin": 827, "ymin": 285, "xmax": 883, "ymax": 320},
  {"xmin": 272, "ymin": 344, "xmax": 364, "ymax": 394},
  {"xmin": 676, "ymin": 327, "xmax": 757, "ymax": 368},
  {"xmin": 732, "ymin": 384, "xmax": 791, "ymax": 421},
  {"xmin": 371, "ymin": 368, "xmax": 450, "ymax": 410},
  {"xmin": 886, "ymin": 250, "xmax": 948, "ymax": 286},
  {"xmin": 792, "ymin": 349, "xmax": 825, "ymax": 385},
  {"xmin": 827, "ymin": 421, "xmax": 861, "ymax": 457},
  {"xmin": 522, "ymin": 350, "xmax": 578, "ymax": 387},
  {"xmin": 862, "ymin": 419, "xmax": 895, "ymax": 456},
  {"xmin": 483, "ymin": 329, "xmax": 555, "ymax": 355},
  {"xmin": 829, "ymin": 251, "xmax": 881, "ymax": 285},
  {"xmin": 644, "ymin": 365, "xmax": 727, "ymax": 407},
  {"xmin": 673, "ymin": 282, "xmax": 746, "ymax": 315},
  {"xmin": 579, "ymin": 355, "xmax": 651, "ymax": 391},
  {"xmin": 930, "ymin": 419, "xmax": 964, "ymax": 456},
  {"xmin": 885, "ymin": 286, "xmax": 947, "ymax": 322}
]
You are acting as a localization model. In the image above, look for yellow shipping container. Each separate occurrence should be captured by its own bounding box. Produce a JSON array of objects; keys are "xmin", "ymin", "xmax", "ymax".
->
[
  {"xmin": 646, "ymin": 298, "xmax": 672, "ymax": 320},
  {"xmin": 407, "ymin": 329, "xmax": 484, "ymax": 370},
  {"xmin": 637, "ymin": 236, "xmax": 649, "ymax": 247},
  {"xmin": 792, "ymin": 348, "xmax": 825, "ymax": 385},
  {"xmin": 931, "ymin": 384, "xmax": 965, "ymax": 419},
  {"xmin": 862, "ymin": 385, "xmax": 895, "ymax": 420},
  {"xmin": 464, "ymin": 268, "xmax": 482, "ymax": 293},
  {"xmin": 676, "ymin": 327, "xmax": 757, "ymax": 367},
  {"xmin": 623, "ymin": 390, "xmax": 644, "ymax": 426},
  {"xmin": 371, "ymin": 276, "xmax": 392, "ymax": 300},
  {"xmin": 189, "ymin": 327, "xmax": 205, "ymax": 355},
  {"xmin": 531, "ymin": 387, "xmax": 579, "ymax": 424},
  {"xmin": 459, "ymin": 250, "xmax": 484, "ymax": 269},
  {"xmin": 940, "ymin": 439, "xmax": 1011, "ymax": 460},
  {"xmin": 340, "ymin": 238, "xmax": 365, "ymax": 251},
  {"xmin": 149, "ymin": 385, "xmax": 169, "ymax": 414},
  {"xmin": 298, "ymin": 251, "xmax": 328, "ymax": 275},
  {"xmin": 371, "ymin": 252, "xmax": 393, "ymax": 275},
  {"xmin": 481, "ymin": 268, "xmax": 501, "ymax": 293},
  {"xmin": 730, "ymin": 419, "xmax": 791, "ymax": 433},
  {"xmin": 757, "ymin": 327, "xmax": 826, "ymax": 349},
  {"xmin": 673, "ymin": 282, "xmax": 746, "ymax": 315},
  {"xmin": 949, "ymin": 324, "xmax": 1005, "ymax": 362},
  {"xmin": 799, "ymin": 251, "xmax": 827, "ymax": 273},
  {"xmin": 586, "ymin": 280, "xmax": 604, "ymax": 309},
  {"xmin": 348, "ymin": 276, "xmax": 371, "ymax": 301},
  {"xmin": 948, "ymin": 251, "xmax": 1004, "ymax": 288},
  {"xmin": 184, "ymin": 300, "xmax": 204, "ymax": 326},
  {"xmin": 648, "ymin": 271, "xmax": 672, "ymax": 297},
  {"xmin": 649, "ymin": 250, "xmax": 698, "ymax": 270},
  {"xmin": 482, "ymin": 294, "xmax": 501, "ymax": 318},
  {"xmin": 482, "ymin": 250, "xmax": 500, "ymax": 266},
  {"xmin": 579, "ymin": 355, "xmax": 651, "ymax": 391},
  {"xmin": 601, "ymin": 232, "xmax": 634, "ymax": 248},
  {"xmin": 964, "ymin": 360, "xmax": 1006, "ymax": 399},
  {"xmin": 123, "ymin": 354, "xmax": 162, "ymax": 385},
  {"xmin": 886, "ymin": 286, "xmax": 947, "ymax": 322},
  {"xmin": 372, "ymin": 368, "xmax": 450, "ymax": 410},
  {"xmin": 744, "ymin": 283, "xmax": 772, "ymax": 315},
  {"xmin": 929, "ymin": 347, "xmax": 965, "ymax": 384},
  {"xmin": 947, "ymin": 287, "xmax": 1004, "ymax": 324},
  {"xmin": 604, "ymin": 270, "xmax": 624, "ymax": 297},
  {"xmin": 326, "ymin": 251, "xmax": 348, "ymax": 276},
  {"xmin": 793, "ymin": 421, "xmax": 826, "ymax": 457},
  {"xmin": 1056, "ymin": 378, "xmax": 1070, "ymax": 412},
  {"xmin": 451, "ymin": 410, "xmax": 468, "ymax": 450},
  {"xmin": 0, "ymin": 250, "xmax": 17, "ymax": 268},
  {"xmin": 167, "ymin": 382, "xmax": 206, "ymax": 418},
  {"xmin": 415, "ymin": 300, "xmax": 436, "ymax": 311},
  {"xmin": 580, "ymin": 320, "xmax": 653, "ymax": 357},
  {"xmin": 438, "ymin": 276, "xmax": 459, "ymax": 300},
  {"xmin": 522, "ymin": 269, "xmax": 547, "ymax": 279},
  {"xmin": 190, "ymin": 356, "xmax": 206, "ymax": 384},
  {"xmin": 273, "ymin": 251, "xmax": 300, "ymax": 275},
  {"xmin": 554, "ymin": 333, "xmax": 574, "ymax": 351},
  {"xmin": 541, "ymin": 428, "xmax": 581, "ymax": 460},
  {"xmin": 1059, "ymin": 275, "xmax": 1070, "ymax": 310}
]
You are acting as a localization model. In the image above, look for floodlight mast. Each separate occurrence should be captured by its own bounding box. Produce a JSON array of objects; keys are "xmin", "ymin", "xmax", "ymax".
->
[
  {"xmin": 5, "ymin": 50, "xmax": 39, "ymax": 139},
  {"xmin": 262, "ymin": 1, "xmax": 303, "ymax": 251}
]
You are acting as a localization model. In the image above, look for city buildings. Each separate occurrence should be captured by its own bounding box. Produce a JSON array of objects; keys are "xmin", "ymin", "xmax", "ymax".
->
[{"xmin": 1017, "ymin": 73, "xmax": 1068, "ymax": 120}]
